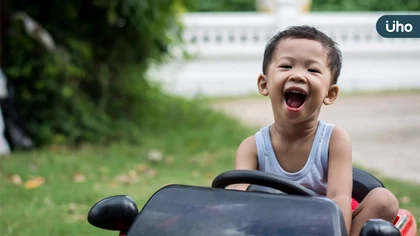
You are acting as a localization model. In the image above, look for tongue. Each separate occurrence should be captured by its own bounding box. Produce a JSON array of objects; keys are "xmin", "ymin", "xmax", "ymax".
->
[{"xmin": 286, "ymin": 93, "xmax": 305, "ymax": 108}]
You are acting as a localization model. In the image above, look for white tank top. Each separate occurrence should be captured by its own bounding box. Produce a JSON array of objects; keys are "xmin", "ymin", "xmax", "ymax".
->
[{"xmin": 255, "ymin": 120, "xmax": 335, "ymax": 196}]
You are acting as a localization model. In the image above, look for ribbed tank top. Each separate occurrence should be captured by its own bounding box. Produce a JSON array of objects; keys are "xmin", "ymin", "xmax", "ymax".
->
[{"xmin": 255, "ymin": 120, "xmax": 335, "ymax": 196}]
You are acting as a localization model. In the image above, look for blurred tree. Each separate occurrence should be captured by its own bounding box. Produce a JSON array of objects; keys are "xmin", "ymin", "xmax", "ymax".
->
[
  {"xmin": 183, "ymin": 0, "xmax": 420, "ymax": 12},
  {"xmin": 311, "ymin": 0, "xmax": 420, "ymax": 11},
  {"xmin": 185, "ymin": 0, "xmax": 256, "ymax": 12},
  {"xmin": 3, "ymin": 0, "xmax": 186, "ymax": 146}
]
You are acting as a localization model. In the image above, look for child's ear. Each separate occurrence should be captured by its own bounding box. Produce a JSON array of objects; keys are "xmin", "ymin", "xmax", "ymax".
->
[
  {"xmin": 324, "ymin": 84, "xmax": 339, "ymax": 105},
  {"xmin": 257, "ymin": 74, "xmax": 269, "ymax": 96}
]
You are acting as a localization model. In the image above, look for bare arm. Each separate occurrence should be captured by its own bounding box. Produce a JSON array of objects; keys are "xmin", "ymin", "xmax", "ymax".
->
[
  {"xmin": 327, "ymin": 126, "xmax": 353, "ymax": 235},
  {"xmin": 226, "ymin": 136, "xmax": 258, "ymax": 191}
]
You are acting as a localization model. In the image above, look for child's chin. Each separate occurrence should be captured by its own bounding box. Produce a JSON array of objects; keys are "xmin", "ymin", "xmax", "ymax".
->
[
  {"xmin": 284, "ymin": 111, "xmax": 305, "ymax": 123},
  {"xmin": 282, "ymin": 106, "xmax": 308, "ymax": 122}
]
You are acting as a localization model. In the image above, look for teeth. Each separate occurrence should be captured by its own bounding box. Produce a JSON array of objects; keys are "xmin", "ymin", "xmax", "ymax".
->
[{"xmin": 286, "ymin": 90, "xmax": 306, "ymax": 95}]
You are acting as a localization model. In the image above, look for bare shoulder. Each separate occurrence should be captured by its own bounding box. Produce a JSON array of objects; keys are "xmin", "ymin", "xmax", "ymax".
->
[
  {"xmin": 329, "ymin": 125, "xmax": 352, "ymax": 153},
  {"xmin": 237, "ymin": 135, "xmax": 257, "ymax": 155},
  {"xmin": 235, "ymin": 135, "xmax": 258, "ymax": 170},
  {"xmin": 329, "ymin": 126, "xmax": 352, "ymax": 163},
  {"xmin": 327, "ymin": 125, "xmax": 353, "ymax": 178}
]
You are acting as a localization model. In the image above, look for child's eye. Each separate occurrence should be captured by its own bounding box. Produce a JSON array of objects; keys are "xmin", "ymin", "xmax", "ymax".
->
[
  {"xmin": 308, "ymin": 69, "xmax": 320, "ymax": 73},
  {"xmin": 279, "ymin": 65, "xmax": 292, "ymax": 69}
]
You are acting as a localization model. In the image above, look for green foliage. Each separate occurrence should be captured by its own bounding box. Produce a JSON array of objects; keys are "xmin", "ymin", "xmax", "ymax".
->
[
  {"xmin": 310, "ymin": 0, "xmax": 420, "ymax": 12},
  {"xmin": 185, "ymin": 0, "xmax": 256, "ymax": 12},
  {"xmin": 5, "ymin": 0, "xmax": 185, "ymax": 146},
  {"xmin": 183, "ymin": 0, "xmax": 420, "ymax": 12}
]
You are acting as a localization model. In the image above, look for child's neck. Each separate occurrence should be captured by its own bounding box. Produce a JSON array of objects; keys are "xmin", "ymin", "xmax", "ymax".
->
[{"xmin": 271, "ymin": 118, "xmax": 319, "ymax": 143}]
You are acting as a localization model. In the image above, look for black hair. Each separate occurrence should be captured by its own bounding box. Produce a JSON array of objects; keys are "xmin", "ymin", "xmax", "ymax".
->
[{"xmin": 262, "ymin": 25, "xmax": 342, "ymax": 84}]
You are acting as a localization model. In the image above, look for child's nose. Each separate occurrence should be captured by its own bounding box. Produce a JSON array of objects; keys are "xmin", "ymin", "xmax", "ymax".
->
[{"xmin": 289, "ymin": 74, "xmax": 307, "ymax": 84}]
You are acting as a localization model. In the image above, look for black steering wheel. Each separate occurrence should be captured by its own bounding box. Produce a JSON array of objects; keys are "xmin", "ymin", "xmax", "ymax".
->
[{"xmin": 212, "ymin": 170, "xmax": 316, "ymax": 196}]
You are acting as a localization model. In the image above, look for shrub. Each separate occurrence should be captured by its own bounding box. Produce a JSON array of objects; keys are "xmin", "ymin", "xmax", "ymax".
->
[{"xmin": 4, "ymin": 0, "xmax": 185, "ymax": 145}]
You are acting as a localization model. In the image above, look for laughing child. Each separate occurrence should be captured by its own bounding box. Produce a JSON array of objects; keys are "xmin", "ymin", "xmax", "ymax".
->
[{"xmin": 227, "ymin": 25, "xmax": 399, "ymax": 236}]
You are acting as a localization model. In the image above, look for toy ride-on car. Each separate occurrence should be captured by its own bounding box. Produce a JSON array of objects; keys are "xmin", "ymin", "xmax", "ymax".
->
[{"xmin": 87, "ymin": 168, "xmax": 418, "ymax": 236}]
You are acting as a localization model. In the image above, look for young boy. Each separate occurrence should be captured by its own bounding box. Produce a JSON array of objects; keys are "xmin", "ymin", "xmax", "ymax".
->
[{"xmin": 228, "ymin": 26, "xmax": 399, "ymax": 236}]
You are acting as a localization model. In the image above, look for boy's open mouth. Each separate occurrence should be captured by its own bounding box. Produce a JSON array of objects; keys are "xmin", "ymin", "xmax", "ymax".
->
[{"xmin": 284, "ymin": 89, "xmax": 307, "ymax": 109}]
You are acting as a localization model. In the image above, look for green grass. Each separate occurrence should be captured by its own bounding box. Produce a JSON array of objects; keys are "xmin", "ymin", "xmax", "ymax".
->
[
  {"xmin": 1, "ymin": 97, "xmax": 419, "ymax": 236},
  {"xmin": 0, "ymin": 142, "xmax": 243, "ymax": 236},
  {"xmin": 0, "ymin": 97, "xmax": 253, "ymax": 236}
]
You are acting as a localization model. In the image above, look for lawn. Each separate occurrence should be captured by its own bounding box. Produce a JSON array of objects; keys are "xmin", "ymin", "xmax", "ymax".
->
[
  {"xmin": 1, "ymin": 101, "xmax": 419, "ymax": 236},
  {"xmin": 0, "ymin": 142, "xmax": 242, "ymax": 236}
]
